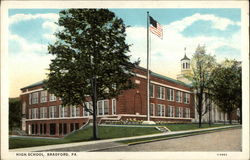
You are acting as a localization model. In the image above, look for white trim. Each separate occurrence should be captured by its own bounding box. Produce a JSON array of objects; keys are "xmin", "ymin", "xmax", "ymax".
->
[{"xmin": 20, "ymin": 88, "xmax": 43, "ymax": 95}]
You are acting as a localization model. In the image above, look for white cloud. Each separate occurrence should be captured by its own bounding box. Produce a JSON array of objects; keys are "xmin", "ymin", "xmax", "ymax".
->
[
  {"xmin": 8, "ymin": 33, "xmax": 53, "ymax": 97},
  {"xmin": 126, "ymin": 13, "xmax": 241, "ymax": 79},
  {"xmin": 167, "ymin": 13, "xmax": 240, "ymax": 32},
  {"xmin": 9, "ymin": 13, "xmax": 59, "ymax": 25}
]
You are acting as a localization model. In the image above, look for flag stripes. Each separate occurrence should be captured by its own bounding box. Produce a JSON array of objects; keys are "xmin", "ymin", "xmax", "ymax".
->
[{"xmin": 149, "ymin": 16, "xmax": 163, "ymax": 39}]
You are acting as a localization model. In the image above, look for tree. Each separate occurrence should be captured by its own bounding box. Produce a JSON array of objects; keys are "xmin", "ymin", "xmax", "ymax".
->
[
  {"xmin": 9, "ymin": 98, "xmax": 21, "ymax": 131},
  {"xmin": 45, "ymin": 9, "xmax": 139, "ymax": 139},
  {"xmin": 186, "ymin": 45, "xmax": 217, "ymax": 128},
  {"xmin": 210, "ymin": 59, "xmax": 242, "ymax": 124}
]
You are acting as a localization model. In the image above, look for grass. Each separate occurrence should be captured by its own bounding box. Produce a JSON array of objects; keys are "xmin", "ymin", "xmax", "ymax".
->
[
  {"xmin": 9, "ymin": 123, "xmax": 237, "ymax": 149},
  {"xmin": 9, "ymin": 126, "xmax": 160, "ymax": 149},
  {"xmin": 162, "ymin": 123, "xmax": 231, "ymax": 131}
]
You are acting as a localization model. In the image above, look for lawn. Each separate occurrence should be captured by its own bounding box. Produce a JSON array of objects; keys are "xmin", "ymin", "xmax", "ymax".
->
[
  {"xmin": 9, "ymin": 126, "xmax": 160, "ymax": 149},
  {"xmin": 9, "ymin": 123, "xmax": 234, "ymax": 149}
]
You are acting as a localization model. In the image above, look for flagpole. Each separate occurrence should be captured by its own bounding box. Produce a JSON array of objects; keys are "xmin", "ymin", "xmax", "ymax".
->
[{"xmin": 146, "ymin": 11, "xmax": 150, "ymax": 121}]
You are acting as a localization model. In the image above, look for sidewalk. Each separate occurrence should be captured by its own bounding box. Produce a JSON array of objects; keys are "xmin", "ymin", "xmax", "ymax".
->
[{"xmin": 10, "ymin": 125, "xmax": 241, "ymax": 152}]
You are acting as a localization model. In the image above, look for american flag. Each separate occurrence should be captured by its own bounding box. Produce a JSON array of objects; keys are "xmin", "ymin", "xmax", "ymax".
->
[{"xmin": 149, "ymin": 16, "xmax": 163, "ymax": 39}]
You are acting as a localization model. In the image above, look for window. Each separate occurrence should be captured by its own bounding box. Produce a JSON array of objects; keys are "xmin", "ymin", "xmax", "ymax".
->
[
  {"xmin": 49, "ymin": 94, "xmax": 56, "ymax": 102},
  {"xmin": 104, "ymin": 101, "xmax": 109, "ymax": 115},
  {"xmin": 49, "ymin": 123, "xmax": 56, "ymax": 135},
  {"xmin": 167, "ymin": 88, "xmax": 174, "ymax": 101},
  {"xmin": 31, "ymin": 108, "xmax": 38, "ymax": 119},
  {"xmin": 157, "ymin": 104, "xmax": 165, "ymax": 116},
  {"xmin": 97, "ymin": 100, "xmax": 109, "ymax": 116},
  {"xmin": 32, "ymin": 92, "xmax": 39, "ymax": 104},
  {"xmin": 149, "ymin": 84, "xmax": 154, "ymax": 98},
  {"xmin": 84, "ymin": 102, "xmax": 92, "ymax": 116},
  {"xmin": 167, "ymin": 106, "xmax": 174, "ymax": 117},
  {"xmin": 176, "ymin": 91, "xmax": 182, "ymax": 102},
  {"xmin": 150, "ymin": 103, "xmax": 155, "ymax": 116},
  {"xmin": 76, "ymin": 107, "xmax": 80, "ymax": 117},
  {"xmin": 59, "ymin": 105, "xmax": 68, "ymax": 118},
  {"xmin": 40, "ymin": 90, "xmax": 47, "ymax": 103},
  {"xmin": 70, "ymin": 106, "xmax": 76, "ymax": 117},
  {"xmin": 175, "ymin": 107, "xmax": 182, "ymax": 117},
  {"xmin": 40, "ymin": 107, "xmax": 47, "ymax": 118},
  {"xmin": 184, "ymin": 108, "xmax": 190, "ymax": 118},
  {"xmin": 29, "ymin": 94, "xmax": 32, "ymax": 105},
  {"xmin": 183, "ymin": 93, "xmax": 190, "ymax": 104},
  {"xmin": 97, "ymin": 101, "xmax": 103, "ymax": 115},
  {"xmin": 112, "ymin": 99, "xmax": 116, "ymax": 115},
  {"xmin": 157, "ymin": 86, "xmax": 165, "ymax": 99},
  {"xmin": 49, "ymin": 106, "xmax": 57, "ymax": 118}
]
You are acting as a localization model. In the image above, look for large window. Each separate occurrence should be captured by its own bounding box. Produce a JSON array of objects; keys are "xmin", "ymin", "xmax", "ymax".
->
[
  {"xmin": 32, "ymin": 92, "xmax": 39, "ymax": 104},
  {"xmin": 150, "ymin": 103, "xmax": 155, "ymax": 116},
  {"xmin": 84, "ymin": 102, "xmax": 92, "ymax": 116},
  {"xmin": 157, "ymin": 86, "xmax": 165, "ymax": 99},
  {"xmin": 149, "ymin": 84, "xmax": 154, "ymax": 98},
  {"xmin": 167, "ymin": 106, "xmax": 174, "ymax": 117},
  {"xmin": 183, "ymin": 93, "xmax": 190, "ymax": 104},
  {"xmin": 49, "ymin": 94, "xmax": 57, "ymax": 102},
  {"xmin": 157, "ymin": 104, "xmax": 165, "ymax": 116},
  {"xmin": 97, "ymin": 100, "xmax": 109, "ymax": 115},
  {"xmin": 167, "ymin": 88, "xmax": 174, "ymax": 101},
  {"xmin": 40, "ymin": 90, "xmax": 47, "ymax": 103},
  {"xmin": 40, "ymin": 107, "xmax": 47, "ymax": 118},
  {"xmin": 49, "ymin": 106, "xmax": 57, "ymax": 118},
  {"xmin": 176, "ymin": 91, "xmax": 182, "ymax": 102}
]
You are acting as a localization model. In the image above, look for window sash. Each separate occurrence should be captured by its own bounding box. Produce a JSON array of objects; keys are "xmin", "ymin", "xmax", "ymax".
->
[
  {"xmin": 167, "ymin": 88, "xmax": 174, "ymax": 101},
  {"xmin": 32, "ymin": 92, "xmax": 38, "ymax": 104},
  {"xmin": 149, "ymin": 84, "xmax": 154, "ymax": 98},
  {"xmin": 40, "ymin": 91, "xmax": 47, "ymax": 103},
  {"xmin": 112, "ymin": 99, "xmax": 116, "ymax": 115}
]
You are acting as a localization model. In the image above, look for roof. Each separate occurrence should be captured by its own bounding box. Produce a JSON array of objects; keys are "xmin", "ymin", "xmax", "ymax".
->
[
  {"xmin": 181, "ymin": 54, "xmax": 190, "ymax": 61},
  {"xmin": 150, "ymin": 71, "xmax": 192, "ymax": 88},
  {"xmin": 20, "ymin": 66, "xmax": 192, "ymax": 90},
  {"xmin": 20, "ymin": 80, "xmax": 45, "ymax": 90},
  {"xmin": 136, "ymin": 65, "xmax": 192, "ymax": 88}
]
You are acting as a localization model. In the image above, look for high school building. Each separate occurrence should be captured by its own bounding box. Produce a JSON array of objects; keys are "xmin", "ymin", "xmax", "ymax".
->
[{"xmin": 20, "ymin": 65, "xmax": 195, "ymax": 137}]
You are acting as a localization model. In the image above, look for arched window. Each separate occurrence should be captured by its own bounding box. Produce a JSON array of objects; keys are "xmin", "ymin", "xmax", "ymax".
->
[{"xmin": 183, "ymin": 63, "xmax": 185, "ymax": 69}]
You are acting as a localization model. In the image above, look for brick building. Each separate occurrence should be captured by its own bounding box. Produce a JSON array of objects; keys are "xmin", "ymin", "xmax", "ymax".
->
[{"xmin": 20, "ymin": 66, "xmax": 195, "ymax": 137}]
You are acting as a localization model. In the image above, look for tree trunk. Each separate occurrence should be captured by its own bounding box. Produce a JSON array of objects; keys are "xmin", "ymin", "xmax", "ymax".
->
[
  {"xmin": 228, "ymin": 111, "xmax": 232, "ymax": 124},
  {"xmin": 92, "ymin": 77, "xmax": 98, "ymax": 140}
]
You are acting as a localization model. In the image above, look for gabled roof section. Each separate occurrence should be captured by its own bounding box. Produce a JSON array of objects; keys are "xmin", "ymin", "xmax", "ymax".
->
[{"xmin": 20, "ymin": 80, "xmax": 46, "ymax": 90}]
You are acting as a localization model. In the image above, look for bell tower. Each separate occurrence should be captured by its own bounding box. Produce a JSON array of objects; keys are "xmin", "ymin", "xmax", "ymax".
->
[{"xmin": 177, "ymin": 48, "xmax": 191, "ymax": 83}]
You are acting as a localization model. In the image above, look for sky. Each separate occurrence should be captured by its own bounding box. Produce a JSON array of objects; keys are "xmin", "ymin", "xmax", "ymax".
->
[{"xmin": 8, "ymin": 8, "xmax": 241, "ymax": 97}]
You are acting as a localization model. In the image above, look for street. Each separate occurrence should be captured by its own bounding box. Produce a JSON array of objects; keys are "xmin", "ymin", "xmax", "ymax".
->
[{"xmin": 98, "ymin": 128, "xmax": 242, "ymax": 152}]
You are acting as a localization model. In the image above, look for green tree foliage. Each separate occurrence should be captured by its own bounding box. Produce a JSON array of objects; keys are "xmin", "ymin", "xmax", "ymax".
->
[
  {"xmin": 45, "ymin": 9, "xmax": 139, "ymax": 139},
  {"xmin": 186, "ymin": 45, "xmax": 217, "ymax": 127},
  {"xmin": 210, "ymin": 59, "xmax": 242, "ymax": 124},
  {"xmin": 9, "ymin": 98, "xmax": 21, "ymax": 131}
]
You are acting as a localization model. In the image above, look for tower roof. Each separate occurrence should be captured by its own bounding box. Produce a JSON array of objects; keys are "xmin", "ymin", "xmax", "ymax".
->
[{"xmin": 181, "ymin": 54, "xmax": 190, "ymax": 61}]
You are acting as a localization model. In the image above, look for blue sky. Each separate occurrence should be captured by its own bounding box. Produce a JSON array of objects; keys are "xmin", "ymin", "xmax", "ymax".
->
[{"xmin": 8, "ymin": 8, "xmax": 241, "ymax": 97}]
